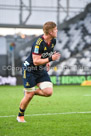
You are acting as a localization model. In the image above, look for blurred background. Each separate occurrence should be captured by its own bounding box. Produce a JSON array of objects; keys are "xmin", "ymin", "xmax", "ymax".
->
[{"xmin": 0, "ymin": 0, "xmax": 91, "ymax": 86}]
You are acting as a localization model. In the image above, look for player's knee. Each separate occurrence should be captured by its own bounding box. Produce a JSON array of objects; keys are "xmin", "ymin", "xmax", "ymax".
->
[
  {"xmin": 45, "ymin": 88, "xmax": 53, "ymax": 97},
  {"xmin": 25, "ymin": 92, "xmax": 34, "ymax": 100},
  {"xmin": 24, "ymin": 87, "xmax": 35, "ymax": 100}
]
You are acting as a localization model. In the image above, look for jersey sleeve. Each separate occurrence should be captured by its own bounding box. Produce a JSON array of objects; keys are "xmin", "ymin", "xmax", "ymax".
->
[{"xmin": 32, "ymin": 38, "xmax": 43, "ymax": 55}]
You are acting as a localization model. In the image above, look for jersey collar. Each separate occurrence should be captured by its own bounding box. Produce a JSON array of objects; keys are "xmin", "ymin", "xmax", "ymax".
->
[{"xmin": 41, "ymin": 35, "xmax": 52, "ymax": 47}]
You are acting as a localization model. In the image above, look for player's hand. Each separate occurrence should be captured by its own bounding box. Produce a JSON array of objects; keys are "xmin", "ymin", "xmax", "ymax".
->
[
  {"xmin": 46, "ymin": 62, "xmax": 50, "ymax": 71},
  {"xmin": 52, "ymin": 52, "xmax": 61, "ymax": 61}
]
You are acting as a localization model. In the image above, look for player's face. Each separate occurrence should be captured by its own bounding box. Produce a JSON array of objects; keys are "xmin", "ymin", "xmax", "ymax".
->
[{"xmin": 49, "ymin": 27, "xmax": 58, "ymax": 38}]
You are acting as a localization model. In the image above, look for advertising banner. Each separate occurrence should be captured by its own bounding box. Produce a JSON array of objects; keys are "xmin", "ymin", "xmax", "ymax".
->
[{"xmin": 50, "ymin": 75, "xmax": 91, "ymax": 85}]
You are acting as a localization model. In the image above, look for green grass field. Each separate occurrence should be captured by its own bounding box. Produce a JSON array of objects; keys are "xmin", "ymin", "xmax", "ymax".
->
[{"xmin": 0, "ymin": 85, "xmax": 91, "ymax": 136}]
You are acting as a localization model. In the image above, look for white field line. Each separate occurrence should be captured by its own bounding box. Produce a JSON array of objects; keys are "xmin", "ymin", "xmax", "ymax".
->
[
  {"xmin": 0, "ymin": 111, "xmax": 91, "ymax": 118},
  {"xmin": 84, "ymin": 94, "xmax": 91, "ymax": 96}
]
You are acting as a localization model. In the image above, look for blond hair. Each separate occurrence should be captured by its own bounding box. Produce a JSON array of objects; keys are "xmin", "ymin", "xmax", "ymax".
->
[{"xmin": 43, "ymin": 21, "xmax": 56, "ymax": 35}]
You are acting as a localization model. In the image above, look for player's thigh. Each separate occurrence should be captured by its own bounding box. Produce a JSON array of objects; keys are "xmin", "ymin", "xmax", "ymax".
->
[
  {"xmin": 43, "ymin": 87, "xmax": 53, "ymax": 96},
  {"xmin": 37, "ymin": 81, "xmax": 53, "ymax": 96},
  {"xmin": 37, "ymin": 70, "xmax": 53, "ymax": 95}
]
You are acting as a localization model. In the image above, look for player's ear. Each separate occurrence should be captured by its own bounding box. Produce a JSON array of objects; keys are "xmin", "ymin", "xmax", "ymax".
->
[{"xmin": 49, "ymin": 30, "xmax": 53, "ymax": 35}]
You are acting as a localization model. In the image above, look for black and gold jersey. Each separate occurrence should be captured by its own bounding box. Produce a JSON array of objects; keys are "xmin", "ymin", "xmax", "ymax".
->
[{"xmin": 24, "ymin": 35, "xmax": 56, "ymax": 71}]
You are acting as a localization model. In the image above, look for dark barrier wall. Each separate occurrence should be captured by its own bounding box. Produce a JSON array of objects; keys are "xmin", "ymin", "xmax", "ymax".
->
[
  {"xmin": 50, "ymin": 75, "xmax": 91, "ymax": 85},
  {"xmin": 0, "ymin": 55, "xmax": 8, "ymax": 76}
]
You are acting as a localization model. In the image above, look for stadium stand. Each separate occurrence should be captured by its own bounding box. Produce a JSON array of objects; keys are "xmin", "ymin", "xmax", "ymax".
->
[
  {"xmin": 49, "ymin": 3, "xmax": 91, "ymax": 76},
  {"xmin": 49, "ymin": 47, "xmax": 91, "ymax": 76}
]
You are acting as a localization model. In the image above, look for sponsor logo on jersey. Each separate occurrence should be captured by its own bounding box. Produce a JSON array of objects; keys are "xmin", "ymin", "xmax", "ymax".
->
[
  {"xmin": 34, "ymin": 45, "xmax": 39, "ymax": 53},
  {"xmin": 44, "ymin": 47, "xmax": 47, "ymax": 50},
  {"xmin": 41, "ymin": 51, "xmax": 54, "ymax": 58},
  {"xmin": 24, "ymin": 61, "xmax": 30, "ymax": 67}
]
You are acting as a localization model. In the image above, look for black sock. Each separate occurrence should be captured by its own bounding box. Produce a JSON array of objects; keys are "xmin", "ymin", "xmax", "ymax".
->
[{"xmin": 18, "ymin": 108, "xmax": 25, "ymax": 116}]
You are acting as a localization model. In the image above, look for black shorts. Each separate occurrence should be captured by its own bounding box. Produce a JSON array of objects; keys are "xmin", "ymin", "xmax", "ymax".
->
[{"xmin": 22, "ymin": 65, "xmax": 51, "ymax": 88}]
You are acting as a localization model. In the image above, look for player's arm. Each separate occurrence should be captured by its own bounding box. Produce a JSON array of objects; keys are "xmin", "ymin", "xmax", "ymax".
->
[
  {"xmin": 33, "ymin": 54, "xmax": 49, "ymax": 65},
  {"xmin": 32, "ymin": 52, "xmax": 60, "ymax": 66}
]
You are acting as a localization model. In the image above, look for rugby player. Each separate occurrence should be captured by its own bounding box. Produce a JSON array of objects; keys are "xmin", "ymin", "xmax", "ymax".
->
[{"xmin": 17, "ymin": 21, "xmax": 60, "ymax": 122}]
